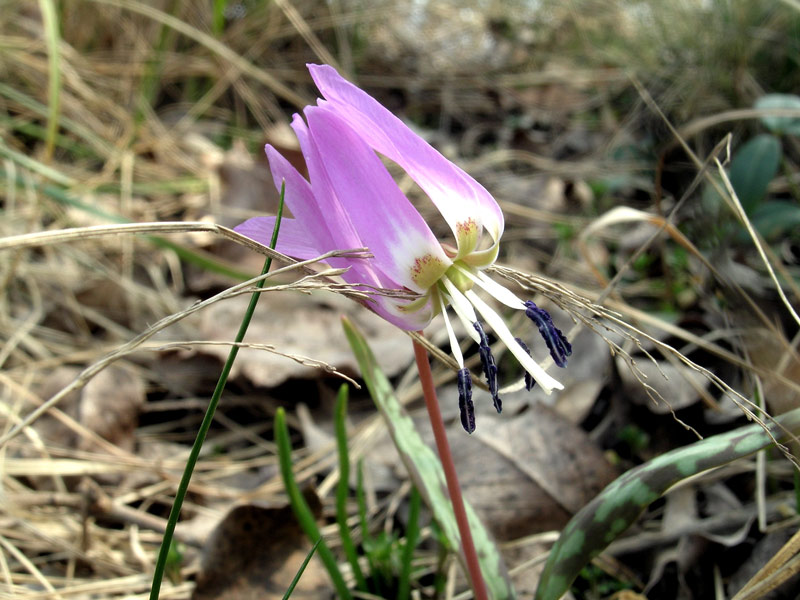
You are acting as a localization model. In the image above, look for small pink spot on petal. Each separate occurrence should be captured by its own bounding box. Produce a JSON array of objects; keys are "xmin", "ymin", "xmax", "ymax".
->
[{"xmin": 410, "ymin": 253, "xmax": 447, "ymax": 289}]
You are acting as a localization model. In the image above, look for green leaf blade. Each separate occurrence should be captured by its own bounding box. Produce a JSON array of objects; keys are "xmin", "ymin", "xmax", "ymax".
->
[
  {"xmin": 342, "ymin": 318, "xmax": 516, "ymax": 600},
  {"xmin": 728, "ymin": 134, "xmax": 781, "ymax": 214},
  {"xmin": 535, "ymin": 409, "xmax": 800, "ymax": 600},
  {"xmin": 756, "ymin": 94, "xmax": 800, "ymax": 136}
]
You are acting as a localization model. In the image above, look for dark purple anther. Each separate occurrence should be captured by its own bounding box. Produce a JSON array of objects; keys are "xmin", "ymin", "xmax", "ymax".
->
[
  {"xmin": 514, "ymin": 337, "xmax": 536, "ymax": 391},
  {"xmin": 524, "ymin": 301, "xmax": 572, "ymax": 368},
  {"xmin": 457, "ymin": 368, "xmax": 475, "ymax": 433},
  {"xmin": 473, "ymin": 321, "xmax": 501, "ymax": 413}
]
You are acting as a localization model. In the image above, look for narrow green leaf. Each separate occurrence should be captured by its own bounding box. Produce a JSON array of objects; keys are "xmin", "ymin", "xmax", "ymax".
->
[
  {"xmin": 355, "ymin": 459, "xmax": 381, "ymax": 594},
  {"xmin": 398, "ymin": 486, "xmax": 422, "ymax": 600},
  {"xmin": 342, "ymin": 317, "xmax": 515, "ymax": 600},
  {"xmin": 281, "ymin": 538, "xmax": 322, "ymax": 600},
  {"xmin": 212, "ymin": 0, "xmax": 228, "ymax": 36},
  {"xmin": 275, "ymin": 408, "xmax": 352, "ymax": 600},
  {"xmin": 729, "ymin": 134, "xmax": 781, "ymax": 214},
  {"xmin": 36, "ymin": 0, "xmax": 61, "ymax": 161},
  {"xmin": 335, "ymin": 385, "xmax": 368, "ymax": 591},
  {"xmin": 535, "ymin": 408, "xmax": 800, "ymax": 600},
  {"xmin": 149, "ymin": 187, "xmax": 285, "ymax": 600}
]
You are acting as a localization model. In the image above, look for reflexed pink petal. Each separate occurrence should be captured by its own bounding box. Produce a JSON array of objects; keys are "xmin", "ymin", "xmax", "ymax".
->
[
  {"xmin": 234, "ymin": 216, "xmax": 320, "ymax": 259},
  {"xmin": 264, "ymin": 140, "xmax": 339, "ymax": 255},
  {"xmin": 288, "ymin": 114, "xmax": 386, "ymax": 289},
  {"xmin": 305, "ymin": 106, "xmax": 451, "ymax": 292},
  {"xmin": 287, "ymin": 114, "xmax": 363, "ymax": 255},
  {"xmin": 308, "ymin": 64, "xmax": 504, "ymax": 259},
  {"xmin": 265, "ymin": 135, "xmax": 399, "ymax": 293}
]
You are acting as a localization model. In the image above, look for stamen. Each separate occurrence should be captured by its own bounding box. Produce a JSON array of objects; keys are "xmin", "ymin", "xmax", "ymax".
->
[
  {"xmin": 437, "ymin": 292, "xmax": 465, "ymax": 368},
  {"xmin": 524, "ymin": 301, "xmax": 572, "ymax": 368},
  {"xmin": 441, "ymin": 276, "xmax": 481, "ymax": 343},
  {"xmin": 453, "ymin": 265, "xmax": 526, "ymax": 310},
  {"xmin": 473, "ymin": 322, "xmax": 501, "ymax": 413},
  {"xmin": 465, "ymin": 289, "xmax": 564, "ymax": 394},
  {"xmin": 514, "ymin": 338, "xmax": 535, "ymax": 391},
  {"xmin": 457, "ymin": 368, "xmax": 475, "ymax": 434}
]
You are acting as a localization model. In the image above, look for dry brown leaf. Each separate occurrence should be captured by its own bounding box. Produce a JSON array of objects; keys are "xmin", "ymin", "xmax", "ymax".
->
[
  {"xmin": 552, "ymin": 328, "xmax": 612, "ymax": 424},
  {"xmin": 443, "ymin": 404, "xmax": 617, "ymax": 539},
  {"xmin": 741, "ymin": 326, "xmax": 800, "ymax": 416},
  {"xmin": 193, "ymin": 494, "xmax": 329, "ymax": 600},
  {"xmin": 196, "ymin": 290, "xmax": 413, "ymax": 387},
  {"xmin": 29, "ymin": 366, "xmax": 83, "ymax": 449},
  {"xmin": 78, "ymin": 365, "xmax": 145, "ymax": 453},
  {"xmin": 616, "ymin": 356, "xmax": 709, "ymax": 414},
  {"xmin": 27, "ymin": 364, "xmax": 144, "ymax": 453}
]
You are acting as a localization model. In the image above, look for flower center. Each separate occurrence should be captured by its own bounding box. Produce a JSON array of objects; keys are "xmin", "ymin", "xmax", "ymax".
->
[
  {"xmin": 443, "ymin": 261, "xmax": 475, "ymax": 294},
  {"xmin": 409, "ymin": 253, "xmax": 448, "ymax": 289}
]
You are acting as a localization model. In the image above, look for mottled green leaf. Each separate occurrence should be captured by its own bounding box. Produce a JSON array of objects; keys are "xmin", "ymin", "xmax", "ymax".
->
[
  {"xmin": 535, "ymin": 408, "xmax": 800, "ymax": 600},
  {"xmin": 342, "ymin": 318, "xmax": 515, "ymax": 600},
  {"xmin": 728, "ymin": 134, "xmax": 781, "ymax": 214},
  {"xmin": 756, "ymin": 94, "xmax": 800, "ymax": 136},
  {"xmin": 751, "ymin": 200, "xmax": 800, "ymax": 241}
]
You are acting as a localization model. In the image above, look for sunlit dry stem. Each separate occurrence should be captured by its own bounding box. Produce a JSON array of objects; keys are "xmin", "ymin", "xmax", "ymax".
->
[{"xmin": 412, "ymin": 336, "xmax": 488, "ymax": 600}]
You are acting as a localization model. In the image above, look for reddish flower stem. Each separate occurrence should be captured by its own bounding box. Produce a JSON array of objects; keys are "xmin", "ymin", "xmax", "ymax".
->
[{"xmin": 413, "ymin": 336, "xmax": 489, "ymax": 600}]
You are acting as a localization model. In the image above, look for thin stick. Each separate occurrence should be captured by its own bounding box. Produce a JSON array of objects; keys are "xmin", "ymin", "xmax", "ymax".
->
[{"xmin": 412, "ymin": 337, "xmax": 488, "ymax": 600}]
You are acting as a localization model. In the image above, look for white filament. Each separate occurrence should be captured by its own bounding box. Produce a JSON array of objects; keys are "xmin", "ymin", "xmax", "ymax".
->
[
  {"xmin": 441, "ymin": 277, "xmax": 481, "ymax": 344},
  {"xmin": 454, "ymin": 264, "xmax": 526, "ymax": 310},
  {"xmin": 438, "ymin": 293, "xmax": 464, "ymax": 368},
  {"xmin": 464, "ymin": 289, "xmax": 563, "ymax": 394}
]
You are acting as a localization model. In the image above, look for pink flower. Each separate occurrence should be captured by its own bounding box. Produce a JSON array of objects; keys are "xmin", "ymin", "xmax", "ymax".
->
[{"xmin": 236, "ymin": 64, "xmax": 570, "ymax": 431}]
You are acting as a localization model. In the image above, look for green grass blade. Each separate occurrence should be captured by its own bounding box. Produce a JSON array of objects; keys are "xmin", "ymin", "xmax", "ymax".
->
[
  {"xmin": 398, "ymin": 485, "xmax": 421, "ymax": 600},
  {"xmin": 36, "ymin": 0, "xmax": 61, "ymax": 161},
  {"xmin": 275, "ymin": 408, "xmax": 353, "ymax": 600},
  {"xmin": 334, "ymin": 385, "xmax": 369, "ymax": 592},
  {"xmin": 0, "ymin": 170, "xmax": 253, "ymax": 281},
  {"xmin": 355, "ymin": 459, "xmax": 381, "ymax": 594},
  {"xmin": 136, "ymin": 0, "xmax": 179, "ymax": 126},
  {"xmin": 534, "ymin": 407, "xmax": 800, "ymax": 600},
  {"xmin": 212, "ymin": 0, "xmax": 228, "ymax": 36},
  {"xmin": 0, "ymin": 82, "xmax": 111, "ymax": 157},
  {"xmin": 148, "ymin": 186, "xmax": 285, "ymax": 600},
  {"xmin": 342, "ymin": 317, "xmax": 516, "ymax": 600},
  {"xmin": 281, "ymin": 538, "xmax": 322, "ymax": 600}
]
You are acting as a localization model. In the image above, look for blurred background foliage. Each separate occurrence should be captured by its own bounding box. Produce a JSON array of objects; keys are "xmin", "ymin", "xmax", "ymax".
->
[{"xmin": 2, "ymin": 0, "xmax": 800, "ymax": 598}]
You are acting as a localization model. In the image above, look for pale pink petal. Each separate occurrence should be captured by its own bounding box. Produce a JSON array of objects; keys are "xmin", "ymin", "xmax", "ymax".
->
[
  {"xmin": 286, "ymin": 116, "xmax": 363, "ymax": 255},
  {"xmin": 288, "ymin": 114, "xmax": 393, "ymax": 290},
  {"xmin": 305, "ymin": 106, "xmax": 451, "ymax": 293},
  {"xmin": 234, "ymin": 216, "xmax": 325, "ymax": 260},
  {"xmin": 308, "ymin": 64, "xmax": 504, "ymax": 259},
  {"xmin": 263, "ymin": 141, "xmax": 338, "ymax": 254}
]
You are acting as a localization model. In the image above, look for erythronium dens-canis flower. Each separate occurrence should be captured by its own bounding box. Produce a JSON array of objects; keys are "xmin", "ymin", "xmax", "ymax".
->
[{"xmin": 236, "ymin": 64, "xmax": 571, "ymax": 433}]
